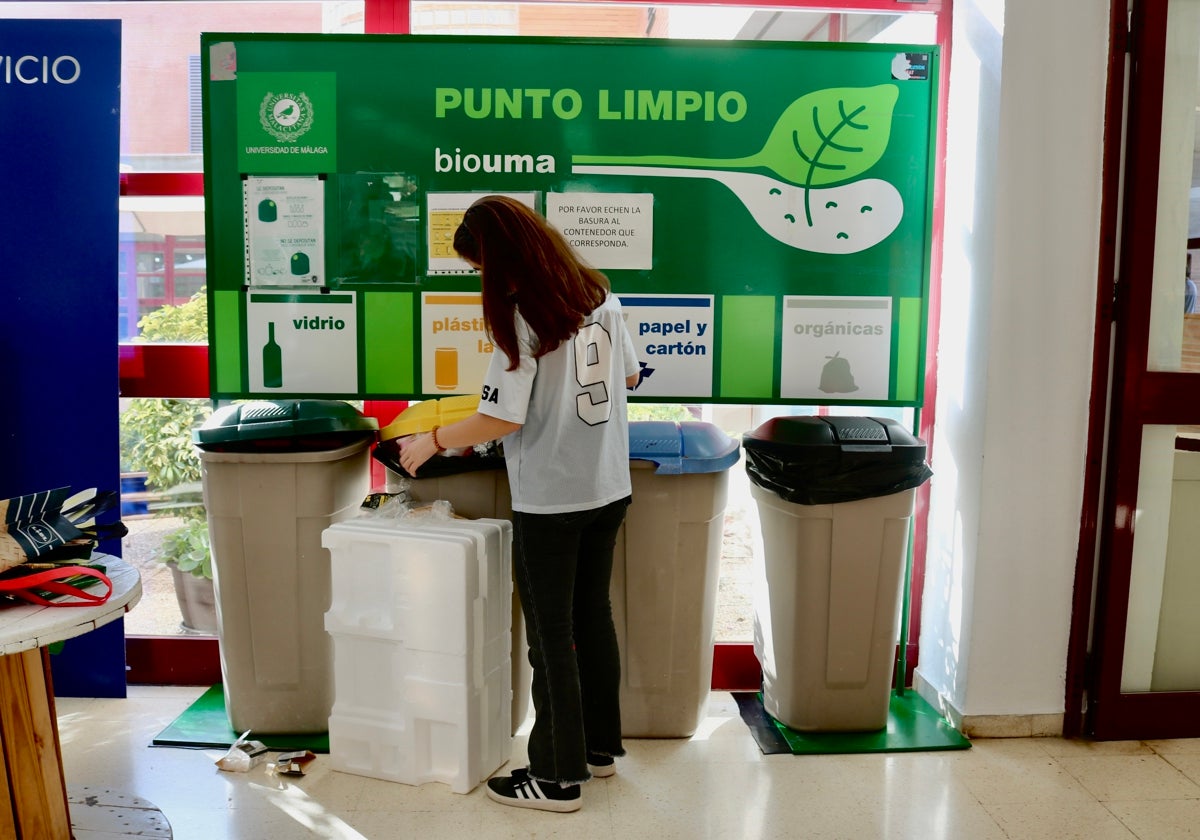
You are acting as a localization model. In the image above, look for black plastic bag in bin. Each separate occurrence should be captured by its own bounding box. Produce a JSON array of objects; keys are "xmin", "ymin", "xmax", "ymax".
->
[
  {"xmin": 372, "ymin": 437, "xmax": 506, "ymax": 480},
  {"xmin": 742, "ymin": 416, "xmax": 932, "ymax": 506}
]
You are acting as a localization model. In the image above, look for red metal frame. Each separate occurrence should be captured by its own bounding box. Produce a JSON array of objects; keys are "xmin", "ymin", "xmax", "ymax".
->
[
  {"xmin": 120, "ymin": 172, "xmax": 204, "ymax": 196},
  {"xmin": 904, "ymin": 1, "xmax": 952, "ymax": 688},
  {"xmin": 1087, "ymin": 0, "xmax": 1166, "ymax": 738},
  {"xmin": 119, "ymin": 343, "xmax": 211, "ymax": 399},
  {"xmin": 1063, "ymin": 0, "xmax": 1127, "ymax": 739},
  {"xmin": 125, "ymin": 0, "xmax": 951, "ymax": 694},
  {"xmin": 125, "ymin": 636, "xmax": 222, "ymax": 686},
  {"xmin": 365, "ymin": 0, "xmax": 411, "ymax": 34}
]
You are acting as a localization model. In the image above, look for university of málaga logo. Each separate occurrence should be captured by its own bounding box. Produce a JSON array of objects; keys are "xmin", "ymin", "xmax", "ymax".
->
[{"xmin": 259, "ymin": 91, "xmax": 314, "ymax": 142}]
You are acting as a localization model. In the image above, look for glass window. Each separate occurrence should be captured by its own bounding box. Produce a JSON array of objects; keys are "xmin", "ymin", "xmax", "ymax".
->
[
  {"xmin": 411, "ymin": 2, "xmax": 935, "ymax": 43},
  {"xmin": 119, "ymin": 397, "xmax": 215, "ymax": 637},
  {"xmin": 38, "ymin": 0, "xmax": 938, "ymax": 644},
  {"xmin": 120, "ymin": 207, "xmax": 206, "ymax": 338},
  {"xmin": 135, "ymin": 251, "xmax": 165, "ymax": 274},
  {"xmin": 10, "ymin": 0, "xmax": 367, "ymax": 637},
  {"xmin": 1124, "ymin": 425, "xmax": 1200, "ymax": 692},
  {"xmin": 1147, "ymin": 8, "xmax": 1200, "ymax": 372},
  {"xmin": 136, "ymin": 275, "xmax": 166, "ymax": 300},
  {"xmin": 5, "ymin": 2, "xmax": 363, "ymax": 342}
]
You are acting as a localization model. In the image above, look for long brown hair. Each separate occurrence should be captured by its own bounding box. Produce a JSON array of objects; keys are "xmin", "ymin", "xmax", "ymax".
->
[{"xmin": 453, "ymin": 195, "xmax": 609, "ymax": 370}]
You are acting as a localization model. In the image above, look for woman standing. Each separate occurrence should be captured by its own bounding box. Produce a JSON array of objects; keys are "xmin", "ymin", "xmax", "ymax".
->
[{"xmin": 399, "ymin": 195, "xmax": 640, "ymax": 812}]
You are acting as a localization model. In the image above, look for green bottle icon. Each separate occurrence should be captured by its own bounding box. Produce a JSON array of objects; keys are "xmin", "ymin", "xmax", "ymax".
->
[
  {"xmin": 263, "ymin": 321, "xmax": 283, "ymax": 388},
  {"xmin": 258, "ymin": 199, "xmax": 277, "ymax": 222}
]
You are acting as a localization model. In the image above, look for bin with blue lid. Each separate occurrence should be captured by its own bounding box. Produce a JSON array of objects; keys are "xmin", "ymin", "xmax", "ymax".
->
[
  {"xmin": 616, "ymin": 420, "xmax": 740, "ymax": 737},
  {"xmin": 193, "ymin": 399, "xmax": 378, "ymax": 734},
  {"xmin": 741, "ymin": 415, "xmax": 932, "ymax": 733}
]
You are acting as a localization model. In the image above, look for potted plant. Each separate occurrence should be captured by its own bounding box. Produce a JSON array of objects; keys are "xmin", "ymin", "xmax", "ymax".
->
[
  {"xmin": 119, "ymin": 289, "xmax": 216, "ymax": 632},
  {"xmin": 153, "ymin": 482, "xmax": 217, "ymax": 633}
]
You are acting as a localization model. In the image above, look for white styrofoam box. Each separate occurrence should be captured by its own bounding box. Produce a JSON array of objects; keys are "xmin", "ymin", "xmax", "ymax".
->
[
  {"xmin": 323, "ymin": 524, "xmax": 474, "ymax": 649},
  {"xmin": 328, "ymin": 629, "xmax": 512, "ymax": 719},
  {"xmin": 327, "ymin": 658, "xmax": 512, "ymax": 793},
  {"xmin": 322, "ymin": 517, "xmax": 514, "ymax": 793},
  {"xmin": 415, "ymin": 519, "xmax": 529, "ymax": 736},
  {"xmin": 416, "ymin": 520, "xmax": 512, "ymax": 645},
  {"xmin": 322, "ymin": 518, "xmax": 511, "ymax": 654}
]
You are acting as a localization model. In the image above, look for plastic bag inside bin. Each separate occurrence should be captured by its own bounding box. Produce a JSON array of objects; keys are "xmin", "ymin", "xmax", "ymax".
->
[
  {"xmin": 372, "ymin": 437, "xmax": 505, "ymax": 479},
  {"xmin": 742, "ymin": 415, "xmax": 932, "ymax": 505}
]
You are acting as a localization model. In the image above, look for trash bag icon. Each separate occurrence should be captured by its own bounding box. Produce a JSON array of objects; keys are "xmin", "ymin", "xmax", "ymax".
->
[
  {"xmin": 819, "ymin": 351, "xmax": 859, "ymax": 394},
  {"xmin": 258, "ymin": 199, "xmax": 277, "ymax": 223}
]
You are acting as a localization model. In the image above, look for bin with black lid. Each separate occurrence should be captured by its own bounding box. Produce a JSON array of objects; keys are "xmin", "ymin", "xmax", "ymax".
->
[
  {"xmin": 194, "ymin": 400, "xmax": 377, "ymax": 734},
  {"xmin": 741, "ymin": 415, "xmax": 931, "ymax": 733}
]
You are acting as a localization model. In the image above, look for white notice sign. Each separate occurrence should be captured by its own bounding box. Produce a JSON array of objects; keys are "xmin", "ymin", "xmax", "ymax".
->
[
  {"xmin": 246, "ymin": 291, "xmax": 357, "ymax": 393},
  {"xmin": 420, "ymin": 292, "xmax": 492, "ymax": 395},
  {"xmin": 780, "ymin": 296, "xmax": 892, "ymax": 401},
  {"xmin": 619, "ymin": 294, "xmax": 714, "ymax": 398},
  {"xmin": 546, "ymin": 192, "xmax": 653, "ymax": 270},
  {"xmin": 243, "ymin": 176, "xmax": 325, "ymax": 287}
]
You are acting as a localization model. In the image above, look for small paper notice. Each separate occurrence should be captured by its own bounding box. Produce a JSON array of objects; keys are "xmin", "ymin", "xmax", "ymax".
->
[{"xmin": 244, "ymin": 175, "xmax": 325, "ymax": 287}]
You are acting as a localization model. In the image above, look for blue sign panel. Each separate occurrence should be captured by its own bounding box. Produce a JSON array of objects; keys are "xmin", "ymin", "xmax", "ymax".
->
[{"xmin": 0, "ymin": 19, "xmax": 124, "ymax": 695}]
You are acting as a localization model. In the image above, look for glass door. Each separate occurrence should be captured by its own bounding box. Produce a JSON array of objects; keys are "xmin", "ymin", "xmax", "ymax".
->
[{"xmin": 1088, "ymin": 0, "xmax": 1200, "ymax": 739}]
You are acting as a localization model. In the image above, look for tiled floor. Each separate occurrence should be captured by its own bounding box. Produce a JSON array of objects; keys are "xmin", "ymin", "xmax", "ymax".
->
[{"xmin": 56, "ymin": 686, "xmax": 1200, "ymax": 840}]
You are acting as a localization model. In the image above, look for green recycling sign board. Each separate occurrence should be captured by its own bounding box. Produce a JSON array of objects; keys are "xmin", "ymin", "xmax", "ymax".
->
[{"xmin": 202, "ymin": 34, "xmax": 938, "ymax": 405}]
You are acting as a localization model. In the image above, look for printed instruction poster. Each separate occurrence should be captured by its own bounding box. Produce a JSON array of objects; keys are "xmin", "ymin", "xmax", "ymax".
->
[
  {"xmin": 244, "ymin": 176, "xmax": 326, "ymax": 286},
  {"xmin": 619, "ymin": 294, "xmax": 714, "ymax": 397},
  {"xmin": 546, "ymin": 193, "xmax": 653, "ymax": 270},
  {"xmin": 420, "ymin": 292, "xmax": 493, "ymax": 394},
  {"xmin": 425, "ymin": 191, "xmax": 537, "ymax": 275},
  {"xmin": 780, "ymin": 296, "xmax": 892, "ymax": 401},
  {"xmin": 246, "ymin": 291, "xmax": 358, "ymax": 392}
]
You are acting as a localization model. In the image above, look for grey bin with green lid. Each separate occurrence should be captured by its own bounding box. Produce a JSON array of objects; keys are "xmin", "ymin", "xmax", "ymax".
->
[
  {"xmin": 194, "ymin": 399, "xmax": 377, "ymax": 452},
  {"xmin": 193, "ymin": 400, "xmax": 378, "ymax": 735},
  {"xmin": 741, "ymin": 415, "xmax": 932, "ymax": 733}
]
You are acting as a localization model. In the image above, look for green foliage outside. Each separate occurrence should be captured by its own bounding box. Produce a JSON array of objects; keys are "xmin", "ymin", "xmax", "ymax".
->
[
  {"xmin": 627, "ymin": 403, "xmax": 697, "ymax": 423},
  {"xmin": 119, "ymin": 398, "xmax": 210, "ymax": 488},
  {"xmin": 119, "ymin": 289, "xmax": 214, "ymax": 579},
  {"xmin": 137, "ymin": 288, "xmax": 210, "ymax": 342},
  {"xmin": 159, "ymin": 516, "xmax": 213, "ymax": 580}
]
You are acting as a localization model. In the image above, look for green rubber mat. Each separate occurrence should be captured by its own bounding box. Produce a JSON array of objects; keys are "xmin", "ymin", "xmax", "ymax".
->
[
  {"xmin": 733, "ymin": 689, "xmax": 970, "ymax": 755},
  {"xmin": 151, "ymin": 685, "xmax": 330, "ymax": 753}
]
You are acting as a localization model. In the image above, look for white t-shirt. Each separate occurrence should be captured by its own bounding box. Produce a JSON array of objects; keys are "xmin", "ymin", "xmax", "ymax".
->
[{"xmin": 477, "ymin": 293, "xmax": 640, "ymax": 514}]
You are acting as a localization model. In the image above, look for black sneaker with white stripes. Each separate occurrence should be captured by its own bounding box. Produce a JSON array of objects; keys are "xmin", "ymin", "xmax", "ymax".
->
[{"xmin": 485, "ymin": 768, "xmax": 581, "ymax": 812}]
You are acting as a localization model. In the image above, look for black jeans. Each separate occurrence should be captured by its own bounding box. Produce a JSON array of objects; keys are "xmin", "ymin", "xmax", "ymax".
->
[{"xmin": 512, "ymin": 495, "xmax": 630, "ymax": 785}]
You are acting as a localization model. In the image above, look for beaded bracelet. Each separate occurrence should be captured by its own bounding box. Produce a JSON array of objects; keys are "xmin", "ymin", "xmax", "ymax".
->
[{"xmin": 430, "ymin": 425, "xmax": 446, "ymax": 453}]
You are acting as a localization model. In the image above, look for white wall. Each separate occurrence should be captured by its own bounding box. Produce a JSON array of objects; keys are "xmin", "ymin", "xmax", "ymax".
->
[{"xmin": 918, "ymin": 0, "xmax": 1109, "ymax": 718}]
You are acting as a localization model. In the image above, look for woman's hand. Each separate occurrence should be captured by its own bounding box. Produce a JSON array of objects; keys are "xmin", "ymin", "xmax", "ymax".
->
[
  {"xmin": 395, "ymin": 412, "xmax": 522, "ymax": 477},
  {"xmin": 398, "ymin": 432, "xmax": 439, "ymax": 476}
]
